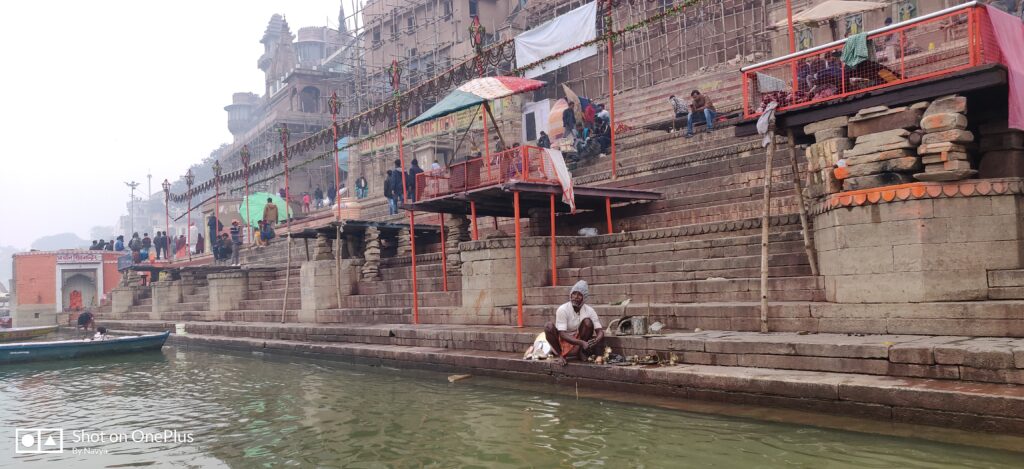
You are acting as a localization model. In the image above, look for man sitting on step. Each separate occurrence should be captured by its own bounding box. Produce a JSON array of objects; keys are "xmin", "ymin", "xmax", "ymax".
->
[{"xmin": 545, "ymin": 280, "xmax": 605, "ymax": 366}]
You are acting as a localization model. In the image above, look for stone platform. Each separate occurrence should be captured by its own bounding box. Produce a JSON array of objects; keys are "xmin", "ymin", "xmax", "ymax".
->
[{"xmin": 102, "ymin": 320, "xmax": 1024, "ymax": 434}]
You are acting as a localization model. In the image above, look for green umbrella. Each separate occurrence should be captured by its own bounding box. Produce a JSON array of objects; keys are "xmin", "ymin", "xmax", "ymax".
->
[{"xmin": 240, "ymin": 192, "xmax": 288, "ymax": 228}]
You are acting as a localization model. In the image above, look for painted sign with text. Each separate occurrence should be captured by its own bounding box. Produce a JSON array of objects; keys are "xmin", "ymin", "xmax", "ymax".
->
[{"xmin": 56, "ymin": 253, "xmax": 103, "ymax": 264}]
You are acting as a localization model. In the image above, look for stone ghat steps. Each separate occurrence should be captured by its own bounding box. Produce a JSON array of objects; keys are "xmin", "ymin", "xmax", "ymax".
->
[
  {"xmin": 182, "ymin": 293, "xmax": 209, "ymax": 303},
  {"xmin": 138, "ymin": 298, "xmax": 152, "ymax": 306},
  {"xmin": 247, "ymin": 286, "xmax": 302, "ymax": 301},
  {"xmin": 378, "ymin": 262, "xmax": 450, "ymax": 282},
  {"xmin": 520, "ymin": 302, "xmax": 823, "ymax": 333},
  {"xmin": 526, "ymin": 276, "xmax": 825, "ymax": 305},
  {"xmin": 128, "ymin": 305, "xmax": 152, "ymax": 313},
  {"xmin": 989, "ymin": 269, "xmax": 1024, "ymax": 300},
  {"xmin": 222, "ymin": 310, "xmax": 300, "ymax": 323},
  {"xmin": 236, "ymin": 298, "xmax": 302, "ymax": 311},
  {"xmin": 568, "ymin": 230, "xmax": 806, "ymax": 267},
  {"xmin": 164, "ymin": 301, "xmax": 209, "ymax": 312},
  {"xmin": 162, "ymin": 332, "xmax": 1024, "ymax": 434},
  {"xmin": 571, "ymin": 127, "xmax": 739, "ymax": 179},
  {"xmin": 357, "ymin": 275, "xmax": 462, "ymax": 295},
  {"xmin": 557, "ymin": 252, "xmax": 813, "ymax": 283},
  {"xmin": 315, "ymin": 307, "xmax": 456, "ymax": 324},
  {"xmin": 100, "ymin": 320, "xmax": 1024, "ymax": 388},
  {"xmin": 342, "ymin": 290, "xmax": 462, "ymax": 309},
  {"xmin": 518, "ymin": 300, "xmax": 1024, "ymax": 337}
]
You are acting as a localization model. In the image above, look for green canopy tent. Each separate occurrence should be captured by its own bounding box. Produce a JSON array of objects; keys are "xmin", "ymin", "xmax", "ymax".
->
[{"xmin": 240, "ymin": 192, "xmax": 288, "ymax": 228}]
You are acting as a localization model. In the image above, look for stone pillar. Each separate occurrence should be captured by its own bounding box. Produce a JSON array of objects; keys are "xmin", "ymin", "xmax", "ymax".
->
[
  {"xmin": 445, "ymin": 214, "xmax": 471, "ymax": 271},
  {"xmin": 396, "ymin": 227, "xmax": 411, "ymax": 257},
  {"xmin": 207, "ymin": 271, "xmax": 249, "ymax": 320},
  {"xmin": 110, "ymin": 287, "xmax": 135, "ymax": 314},
  {"xmin": 459, "ymin": 238, "xmax": 552, "ymax": 324},
  {"xmin": 527, "ymin": 208, "xmax": 548, "ymax": 237},
  {"xmin": 362, "ymin": 227, "xmax": 382, "ymax": 281},
  {"xmin": 151, "ymin": 281, "xmax": 182, "ymax": 313},
  {"xmin": 314, "ymin": 233, "xmax": 333, "ymax": 260},
  {"xmin": 299, "ymin": 259, "xmax": 356, "ymax": 322}
]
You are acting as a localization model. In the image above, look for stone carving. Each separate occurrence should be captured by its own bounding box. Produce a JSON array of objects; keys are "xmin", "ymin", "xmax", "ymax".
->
[
  {"xmin": 314, "ymin": 233, "xmax": 333, "ymax": 260},
  {"xmin": 362, "ymin": 227, "xmax": 381, "ymax": 281},
  {"xmin": 445, "ymin": 214, "xmax": 470, "ymax": 271}
]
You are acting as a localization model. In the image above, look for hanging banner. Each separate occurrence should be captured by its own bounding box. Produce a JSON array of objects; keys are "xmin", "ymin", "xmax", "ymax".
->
[{"xmin": 515, "ymin": 2, "xmax": 598, "ymax": 79}]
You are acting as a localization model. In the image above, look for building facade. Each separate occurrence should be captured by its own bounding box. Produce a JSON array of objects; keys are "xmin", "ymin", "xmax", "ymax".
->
[{"xmin": 10, "ymin": 250, "xmax": 122, "ymax": 327}]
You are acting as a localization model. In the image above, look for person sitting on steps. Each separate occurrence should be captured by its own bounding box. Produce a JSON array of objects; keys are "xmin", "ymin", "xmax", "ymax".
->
[
  {"xmin": 545, "ymin": 280, "xmax": 605, "ymax": 366},
  {"xmin": 685, "ymin": 89, "xmax": 716, "ymax": 138}
]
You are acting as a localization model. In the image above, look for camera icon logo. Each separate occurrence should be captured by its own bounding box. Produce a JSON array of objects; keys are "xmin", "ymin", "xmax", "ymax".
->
[{"xmin": 15, "ymin": 429, "xmax": 63, "ymax": 454}]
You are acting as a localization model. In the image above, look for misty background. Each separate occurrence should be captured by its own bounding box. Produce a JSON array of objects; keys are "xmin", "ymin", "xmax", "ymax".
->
[{"xmin": 0, "ymin": 0, "xmax": 345, "ymax": 290}]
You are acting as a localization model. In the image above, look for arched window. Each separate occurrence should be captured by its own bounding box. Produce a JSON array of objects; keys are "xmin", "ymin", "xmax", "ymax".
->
[{"xmin": 299, "ymin": 86, "xmax": 321, "ymax": 113}]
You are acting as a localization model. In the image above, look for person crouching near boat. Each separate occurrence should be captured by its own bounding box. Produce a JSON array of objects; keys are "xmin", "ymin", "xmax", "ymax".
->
[
  {"xmin": 545, "ymin": 280, "xmax": 605, "ymax": 366},
  {"xmin": 77, "ymin": 309, "xmax": 95, "ymax": 332}
]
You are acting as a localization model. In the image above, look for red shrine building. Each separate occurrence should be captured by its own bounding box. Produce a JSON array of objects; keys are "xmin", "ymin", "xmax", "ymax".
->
[{"xmin": 9, "ymin": 250, "xmax": 122, "ymax": 327}]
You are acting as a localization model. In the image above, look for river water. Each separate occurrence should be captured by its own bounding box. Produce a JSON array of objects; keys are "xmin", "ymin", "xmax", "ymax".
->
[{"xmin": 1, "ymin": 344, "xmax": 1023, "ymax": 468}]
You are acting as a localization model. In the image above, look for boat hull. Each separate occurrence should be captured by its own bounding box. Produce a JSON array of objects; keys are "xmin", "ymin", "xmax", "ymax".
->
[
  {"xmin": 0, "ymin": 332, "xmax": 170, "ymax": 364},
  {"xmin": 0, "ymin": 325, "xmax": 59, "ymax": 342}
]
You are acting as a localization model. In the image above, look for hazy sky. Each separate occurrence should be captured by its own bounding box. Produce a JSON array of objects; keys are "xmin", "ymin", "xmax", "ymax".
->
[{"xmin": 0, "ymin": 0, "xmax": 345, "ymax": 249}]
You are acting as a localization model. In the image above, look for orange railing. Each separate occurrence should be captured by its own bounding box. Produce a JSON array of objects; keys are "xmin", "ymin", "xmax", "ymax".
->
[
  {"xmin": 416, "ymin": 145, "xmax": 560, "ymax": 201},
  {"xmin": 741, "ymin": 2, "xmax": 993, "ymax": 119}
]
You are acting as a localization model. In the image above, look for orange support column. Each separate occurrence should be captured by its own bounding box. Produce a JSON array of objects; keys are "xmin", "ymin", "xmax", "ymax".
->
[
  {"xmin": 550, "ymin": 194, "xmax": 557, "ymax": 287},
  {"xmin": 514, "ymin": 191, "xmax": 523, "ymax": 328},
  {"xmin": 470, "ymin": 201, "xmax": 478, "ymax": 241},
  {"xmin": 439, "ymin": 213, "xmax": 448, "ymax": 292},
  {"xmin": 605, "ymin": 197, "xmax": 613, "ymax": 234}
]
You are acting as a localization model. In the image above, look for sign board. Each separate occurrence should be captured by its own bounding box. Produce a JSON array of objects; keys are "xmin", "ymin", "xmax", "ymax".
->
[
  {"xmin": 56, "ymin": 252, "xmax": 103, "ymax": 264},
  {"xmin": 117, "ymin": 254, "xmax": 133, "ymax": 271}
]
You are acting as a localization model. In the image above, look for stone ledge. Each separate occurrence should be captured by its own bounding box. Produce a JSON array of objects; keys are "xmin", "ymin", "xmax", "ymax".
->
[
  {"xmin": 811, "ymin": 178, "xmax": 1024, "ymax": 215},
  {"xmin": 166, "ymin": 333, "xmax": 1024, "ymax": 434}
]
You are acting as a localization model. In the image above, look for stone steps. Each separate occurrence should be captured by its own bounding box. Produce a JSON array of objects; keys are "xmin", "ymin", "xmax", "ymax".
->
[
  {"xmin": 527, "ymin": 276, "xmax": 824, "ymax": 305},
  {"xmin": 356, "ymin": 275, "xmax": 461, "ymax": 295},
  {"xmin": 104, "ymin": 320, "xmax": 1024, "ymax": 387},
  {"xmin": 128, "ymin": 305, "xmax": 152, "ymax": 313},
  {"xmin": 569, "ymin": 231, "xmax": 806, "ymax": 267},
  {"xmin": 138, "ymin": 298, "xmax": 152, "ymax": 306},
  {"xmin": 182, "ymin": 294, "xmax": 209, "ymax": 303},
  {"xmin": 559, "ymin": 252, "xmax": 811, "ymax": 281},
  {"xmin": 248, "ymin": 287, "xmax": 302, "ymax": 300},
  {"xmin": 222, "ymin": 310, "xmax": 300, "ymax": 323},
  {"xmin": 236, "ymin": 298, "xmax": 302, "ymax": 310},
  {"xmin": 113, "ymin": 324, "xmax": 1024, "ymax": 433},
  {"xmin": 989, "ymin": 269, "xmax": 1024, "ymax": 299},
  {"xmin": 342, "ymin": 290, "xmax": 462, "ymax": 309},
  {"xmin": 165, "ymin": 301, "xmax": 209, "ymax": 312}
]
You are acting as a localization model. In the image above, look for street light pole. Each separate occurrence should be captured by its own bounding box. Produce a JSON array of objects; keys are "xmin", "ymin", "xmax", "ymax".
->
[
  {"xmin": 329, "ymin": 92, "xmax": 342, "ymax": 221},
  {"xmin": 162, "ymin": 179, "xmax": 171, "ymax": 262},
  {"xmin": 279, "ymin": 124, "xmax": 291, "ymax": 233},
  {"xmin": 240, "ymin": 146, "xmax": 252, "ymax": 243},
  {"xmin": 125, "ymin": 181, "xmax": 140, "ymax": 236},
  {"xmin": 213, "ymin": 160, "xmax": 222, "ymax": 241},
  {"xmin": 185, "ymin": 169, "xmax": 195, "ymax": 261}
]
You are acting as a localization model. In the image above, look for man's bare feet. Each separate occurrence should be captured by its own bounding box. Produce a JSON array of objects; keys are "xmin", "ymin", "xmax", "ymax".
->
[{"xmin": 555, "ymin": 356, "xmax": 567, "ymax": 366}]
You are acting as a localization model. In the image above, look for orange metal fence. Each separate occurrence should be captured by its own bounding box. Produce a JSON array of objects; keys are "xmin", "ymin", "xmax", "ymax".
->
[
  {"xmin": 416, "ymin": 145, "xmax": 560, "ymax": 201},
  {"xmin": 741, "ymin": 3, "xmax": 993, "ymax": 119}
]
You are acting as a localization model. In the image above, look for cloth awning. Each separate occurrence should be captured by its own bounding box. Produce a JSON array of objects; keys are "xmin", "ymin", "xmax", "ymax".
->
[
  {"xmin": 775, "ymin": 0, "xmax": 887, "ymax": 27},
  {"xmin": 406, "ymin": 76, "xmax": 546, "ymax": 126}
]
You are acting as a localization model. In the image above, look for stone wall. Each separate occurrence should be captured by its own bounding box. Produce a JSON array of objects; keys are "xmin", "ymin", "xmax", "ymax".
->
[{"xmin": 814, "ymin": 193, "xmax": 1024, "ymax": 303}]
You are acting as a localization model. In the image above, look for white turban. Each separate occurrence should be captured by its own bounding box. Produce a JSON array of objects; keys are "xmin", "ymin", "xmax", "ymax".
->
[{"xmin": 570, "ymin": 280, "xmax": 589, "ymax": 301}]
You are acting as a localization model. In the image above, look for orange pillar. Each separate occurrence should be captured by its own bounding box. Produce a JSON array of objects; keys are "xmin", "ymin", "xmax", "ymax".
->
[
  {"xmin": 470, "ymin": 201, "xmax": 478, "ymax": 240},
  {"xmin": 439, "ymin": 213, "xmax": 448, "ymax": 292},
  {"xmin": 605, "ymin": 197, "xmax": 613, "ymax": 234},
  {"xmin": 550, "ymin": 193, "xmax": 557, "ymax": 287},
  {"xmin": 514, "ymin": 191, "xmax": 523, "ymax": 328}
]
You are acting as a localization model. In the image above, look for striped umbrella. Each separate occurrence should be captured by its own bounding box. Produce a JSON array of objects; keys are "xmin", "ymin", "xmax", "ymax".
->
[{"xmin": 405, "ymin": 76, "xmax": 546, "ymax": 126}]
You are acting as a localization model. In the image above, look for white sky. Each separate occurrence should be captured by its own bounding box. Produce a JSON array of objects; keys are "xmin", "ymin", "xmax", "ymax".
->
[{"xmin": 0, "ymin": 0, "xmax": 345, "ymax": 249}]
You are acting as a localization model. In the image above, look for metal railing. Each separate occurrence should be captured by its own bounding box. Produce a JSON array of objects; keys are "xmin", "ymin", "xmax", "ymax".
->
[
  {"xmin": 741, "ymin": 2, "xmax": 993, "ymax": 118},
  {"xmin": 416, "ymin": 145, "xmax": 560, "ymax": 201}
]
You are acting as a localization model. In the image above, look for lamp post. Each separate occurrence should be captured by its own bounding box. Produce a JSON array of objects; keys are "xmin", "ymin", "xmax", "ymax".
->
[
  {"xmin": 329, "ymin": 92, "xmax": 342, "ymax": 221},
  {"xmin": 125, "ymin": 181, "xmax": 140, "ymax": 236},
  {"xmin": 213, "ymin": 159, "xmax": 222, "ymax": 239},
  {"xmin": 185, "ymin": 168, "xmax": 195, "ymax": 261},
  {"xmin": 278, "ymin": 124, "xmax": 291, "ymax": 233},
  {"xmin": 240, "ymin": 145, "xmax": 252, "ymax": 243},
  {"xmin": 162, "ymin": 179, "xmax": 171, "ymax": 262}
]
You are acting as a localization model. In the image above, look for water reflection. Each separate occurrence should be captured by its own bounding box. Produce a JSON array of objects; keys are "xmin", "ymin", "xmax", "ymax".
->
[{"xmin": 0, "ymin": 345, "xmax": 1022, "ymax": 468}]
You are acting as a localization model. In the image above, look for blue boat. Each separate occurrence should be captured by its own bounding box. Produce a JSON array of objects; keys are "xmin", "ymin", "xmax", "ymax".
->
[{"xmin": 0, "ymin": 331, "xmax": 170, "ymax": 364}]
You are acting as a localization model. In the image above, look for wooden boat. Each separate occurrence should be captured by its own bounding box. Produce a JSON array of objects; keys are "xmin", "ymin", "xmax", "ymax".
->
[
  {"xmin": 0, "ymin": 325, "xmax": 58, "ymax": 342},
  {"xmin": 0, "ymin": 331, "xmax": 170, "ymax": 364}
]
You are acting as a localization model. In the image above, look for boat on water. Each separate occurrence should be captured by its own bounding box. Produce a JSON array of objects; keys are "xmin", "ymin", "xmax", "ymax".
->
[
  {"xmin": 0, "ymin": 331, "xmax": 170, "ymax": 364},
  {"xmin": 0, "ymin": 325, "xmax": 59, "ymax": 342}
]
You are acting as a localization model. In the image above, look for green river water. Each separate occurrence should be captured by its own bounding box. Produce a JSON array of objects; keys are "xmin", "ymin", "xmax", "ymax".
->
[{"xmin": 1, "ymin": 343, "xmax": 1023, "ymax": 468}]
